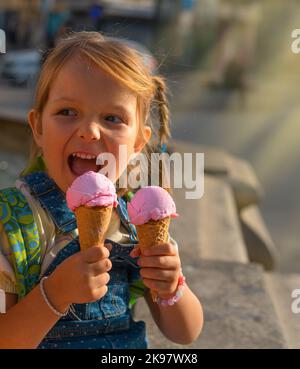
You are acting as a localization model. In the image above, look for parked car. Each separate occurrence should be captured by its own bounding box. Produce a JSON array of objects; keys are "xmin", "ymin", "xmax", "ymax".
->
[{"xmin": 1, "ymin": 50, "xmax": 41, "ymax": 86}]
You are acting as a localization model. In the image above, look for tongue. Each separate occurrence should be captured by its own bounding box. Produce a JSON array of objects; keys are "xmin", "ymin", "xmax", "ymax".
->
[{"xmin": 70, "ymin": 157, "xmax": 98, "ymax": 176}]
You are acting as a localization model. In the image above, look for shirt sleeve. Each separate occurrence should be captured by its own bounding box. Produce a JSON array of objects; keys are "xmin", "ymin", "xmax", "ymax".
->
[{"xmin": 0, "ymin": 222, "xmax": 17, "ymax": 294}]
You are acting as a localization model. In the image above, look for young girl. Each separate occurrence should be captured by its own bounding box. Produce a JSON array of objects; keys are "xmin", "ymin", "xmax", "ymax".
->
[{"xmin": 0, "ymin": 31, "xmax": 203, "ymax": 349}]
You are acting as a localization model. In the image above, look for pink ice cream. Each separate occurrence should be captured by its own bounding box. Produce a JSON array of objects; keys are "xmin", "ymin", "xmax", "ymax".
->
[
  {"xmin": 66, "ymin": 171, "xmax": 118, "ymax": 211},
  {"xmin": 127, "ymin": 186, "xmax": 178, "ymax": 225}
]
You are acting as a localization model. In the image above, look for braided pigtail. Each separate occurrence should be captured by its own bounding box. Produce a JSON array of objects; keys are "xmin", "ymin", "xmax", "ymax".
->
[
  {"xmin": 147, "ymin": 76, "xmax": 172, "ymax": 193},
  {"xmin": 152, "ymin": 76, "xmax": 171, "ymax": 147}
]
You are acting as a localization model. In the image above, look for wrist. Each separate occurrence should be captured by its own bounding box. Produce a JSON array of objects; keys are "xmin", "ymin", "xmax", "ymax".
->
[
  {"xmin": 157, "ymin": 290, "xmax": 178, "ymax": 300},
  {"xmin": 155, "ymin": 274, "xmax": 186, "ymax": 306},
  {"xmin": 43, "ymin": 273, "xmax": 70, "ymax": 314}
]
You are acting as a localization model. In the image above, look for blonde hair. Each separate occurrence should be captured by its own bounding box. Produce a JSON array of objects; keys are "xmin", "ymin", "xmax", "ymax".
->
[{"xmin": 27, "ymin": 31, "xmax": 171, "ymax": 192}]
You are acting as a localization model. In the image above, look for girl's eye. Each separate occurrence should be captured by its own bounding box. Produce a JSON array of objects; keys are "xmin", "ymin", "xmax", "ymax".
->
[
  {"xmin": 57, "ymin": 109, "xmax": 77, "ymax": 117},
  {"xmin": 105, "ymin": 115, "xmax": 123, "ymax": 124}
]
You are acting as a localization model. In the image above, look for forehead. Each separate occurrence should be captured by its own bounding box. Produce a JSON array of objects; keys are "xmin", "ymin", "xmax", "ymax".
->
[{"xmin": 47, "ymin": 55, "xmax": 137, "ymax": 109}]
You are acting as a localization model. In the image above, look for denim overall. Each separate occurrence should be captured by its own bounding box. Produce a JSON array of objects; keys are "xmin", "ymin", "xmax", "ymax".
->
[{"xmin": 21, "ymin": 172, "xmax": 147, "ymax": 349}]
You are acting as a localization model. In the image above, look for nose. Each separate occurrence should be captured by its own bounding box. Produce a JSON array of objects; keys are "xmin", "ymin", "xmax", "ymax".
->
[{"xmin": 77, "ymin": 120, "xmax": 101, "ymax": 142}]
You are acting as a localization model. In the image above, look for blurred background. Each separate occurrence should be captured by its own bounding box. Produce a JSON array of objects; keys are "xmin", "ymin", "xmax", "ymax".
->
[{"xmin": 0, "ymin": 0, "xmax": 299, "ymax": 275}]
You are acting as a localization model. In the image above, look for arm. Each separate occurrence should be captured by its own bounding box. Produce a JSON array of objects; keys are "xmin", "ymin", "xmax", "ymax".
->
[
  {"xmin": 0, "ymin": 275, "xmax": 70, "ymax": 349},
  {"xmin": 0, "ymin": 245, "xmax": 112, "ymax": 349},
  {"xmin": 145, "ymin": 284, "xmax": 203, "ymax": 345},
  {"xmin": 131, "ymin": 243, "xmax": 204, "ymax": 345}
]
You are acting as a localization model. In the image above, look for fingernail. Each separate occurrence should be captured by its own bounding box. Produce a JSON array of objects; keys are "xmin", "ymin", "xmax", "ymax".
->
[{"xmin": 105, "ymin": 243, "xmax": 112, "ymax": 251}]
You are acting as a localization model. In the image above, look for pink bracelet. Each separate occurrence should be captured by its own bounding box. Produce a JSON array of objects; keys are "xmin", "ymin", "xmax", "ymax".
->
[{"xmin": 154, "ymin": 274, "xmax": 186, "ymax": 306}]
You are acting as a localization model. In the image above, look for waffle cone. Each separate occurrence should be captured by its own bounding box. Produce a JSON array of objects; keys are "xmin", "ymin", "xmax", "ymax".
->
[
  {"xmin": 135, "ymin": 217, "xmax": 170, "ymax": 253},
  {"xmin": 75, "ymin": 205, "xmax": 113, "ymax": 251},
  {"xmin": 135, "ymin": 217, "xmax": 171, "ymax": 301}
]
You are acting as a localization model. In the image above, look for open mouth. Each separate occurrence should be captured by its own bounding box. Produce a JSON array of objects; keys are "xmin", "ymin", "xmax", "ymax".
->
[{"xmin": 68, "ymin": 153, "xmax": 102, "ymax": 176}]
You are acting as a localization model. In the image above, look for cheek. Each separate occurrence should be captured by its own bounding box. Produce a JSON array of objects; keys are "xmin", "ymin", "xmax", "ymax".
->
[
  {"xmin": 44, "ymin": 115, "xmax": 72, "ymax": 139},
  {"xmin": 105, "ymin": 126, "xmax": 137, "ymax": 155},
  {"xmin": 40, "ymin": 119, "xmax": 69, "ymax": 158},
  {"xmin": 43, "ymin": 128, "xmax": 64, "ymax": 153},
  {"xmin": 104, "ymin": 130, "xmax": 138, "ymax": 178}
]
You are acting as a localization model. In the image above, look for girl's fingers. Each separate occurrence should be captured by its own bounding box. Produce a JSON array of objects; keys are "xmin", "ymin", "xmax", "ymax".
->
[
  {"xmin": 130, "ymin": 245, "xmax": 141, "ymax": 258},
  {"xmin": 138, "ymin": 255, "xmax": 180, "ymax": 270},
  {"xmin": 83, "ymin": 246, "xmax": 110, "ymax": 263},
  {"xmin": 92, "ymin": 272, "xmax": 110, "ymax": 288},
  {"xmin": 92, "ymin": 285, "xmax": 109, "ymax": 301},
  {"xmin": 142, "ymin": 243, "xmax": 177, "ymax": 257},
  {"xmin": 104, "ymin": 242, "xmax": 113, "ymax": 252},
  {"xmin": 89, "ymin": 258, "xmax": 112, "ymax": 276},
  {"xmin": 140, "ymin": 267, "xmax": 177, "ymax": 282}
]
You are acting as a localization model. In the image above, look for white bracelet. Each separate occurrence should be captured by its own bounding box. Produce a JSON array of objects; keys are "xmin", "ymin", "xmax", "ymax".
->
[{"xmin": 39, "ymin": 276, "xmax": 69, "ymax": 317}]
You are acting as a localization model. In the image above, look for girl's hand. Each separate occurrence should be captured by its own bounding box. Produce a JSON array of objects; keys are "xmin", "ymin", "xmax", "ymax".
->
[
  {"xmin": 130, "ymin": 243, "xmax": 181, "ymax": 299},
  {"xmin": 45, "ymin": 246, "xmax": 112, "ymax": 310}
]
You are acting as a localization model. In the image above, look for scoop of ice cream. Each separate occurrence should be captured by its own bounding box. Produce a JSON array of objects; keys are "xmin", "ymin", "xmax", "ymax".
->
[
  {"xmin": 66, "ymin": 171, "xmax": 118, "ymax": 211},
  {"xmin": 127, "ymin": 186, "xmax": 178, "ymax": 225}
]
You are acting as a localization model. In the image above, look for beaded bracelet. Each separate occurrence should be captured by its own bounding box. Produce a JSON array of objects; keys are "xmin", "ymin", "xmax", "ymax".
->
[
  {"xmin": 154, "ymin": 274, "xmax": 186, "ymax": 306},
  {"xmin": 40, "ymin": 276, "xmax": 69, "ymax": 317}
]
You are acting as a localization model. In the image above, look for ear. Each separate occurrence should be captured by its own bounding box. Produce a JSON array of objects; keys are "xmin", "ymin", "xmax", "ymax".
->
[
  {"xmin": 28, "ymin": 109, "xmax": 43, "ymax": 147},
  {"xmin": 134, "ymin": 126, "xmax": 152, "ymax": 154}
]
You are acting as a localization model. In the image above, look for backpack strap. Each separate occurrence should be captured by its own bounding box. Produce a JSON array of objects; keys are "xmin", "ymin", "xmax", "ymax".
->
[
  {"xmin": 21, "ymin": 172, "xmax": 77, "ymax": 234},
  {"xmin": 0, "ymin": 188, "xmax": 40, "ymax": 300}
]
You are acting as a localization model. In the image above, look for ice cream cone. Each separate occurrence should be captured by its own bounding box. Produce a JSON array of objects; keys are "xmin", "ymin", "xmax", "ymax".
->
[
  {"xmin": 75, "ymin": 205, "xmax": 113, "ymax": 251},
  {"xmin": 135, "ymin": 216, "xmax": 170, "ymax": 252},
  {"xmin": 127, "ymin": 186, "xmax": 179, "ymax": 302},
  {"xmin": 66, "ymin": 172, "xmax": 118, "ymax": 251},
  {"xmin": 135, "ymin": 216, "xmax": 170, "ymax": 301}
]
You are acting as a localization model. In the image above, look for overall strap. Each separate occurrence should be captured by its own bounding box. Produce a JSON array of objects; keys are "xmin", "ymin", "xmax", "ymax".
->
[
  {"xmin": 0, "ymin": 187, "xmax": 40, "ymax": 299},
  {"xmin": 115, "ymin": 194, "xmax": 145, "ymax": 307},
  {"xmin": 21, "ymin": 172, "xmax": 77, "ymax": 234},
  {"xmin": 116, "ymin": 196, "xmax": 138, "ymax": 243}
]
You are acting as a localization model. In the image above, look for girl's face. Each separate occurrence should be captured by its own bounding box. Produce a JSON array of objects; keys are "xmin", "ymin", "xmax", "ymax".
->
[{"xmin": 29, "ymin": 56, "xmax": 151, "ymax": 192}]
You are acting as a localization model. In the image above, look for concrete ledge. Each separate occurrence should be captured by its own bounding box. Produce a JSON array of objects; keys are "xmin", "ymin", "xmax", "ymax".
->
[
  {"xmin": 226, "ymin": 155, "xmax": 263, "ymax": 210},
  {"xmin": 170, "ymin": 141, "xmax": 249, "ymax": 264},
  {"xmin": 198, "ymin": 175, "xmax": 248, "ymax": 263},
  {"xmin": 0, "ymin": 118, "xmax": 31, "ymax": 155},
  {"xmin": 265, "ymin": 272, "xmax": 300, "ymax": 349},
  {"xmin": 173, "ymin": 141, "xmax": 262, "ymax": 211},
  {"xmin": 240, "ymin": 205, "xmax": 278, "ymax": 270},
  {"xmin": 173, "ymin": 140, "xmax": 228, "ymax": 175},
  {"xmin": 134, "ymin": 260, "xmax": 287, "ymax": 348},
  {"xmin": 0, "ymin": 108, "xmax": 27, "ymax": 124}
]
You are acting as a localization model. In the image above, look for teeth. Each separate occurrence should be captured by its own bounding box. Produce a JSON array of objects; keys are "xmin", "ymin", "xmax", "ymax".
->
[{"xmin": 71, "ymin": 153, "xmax": 96, "ymax": 160}]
